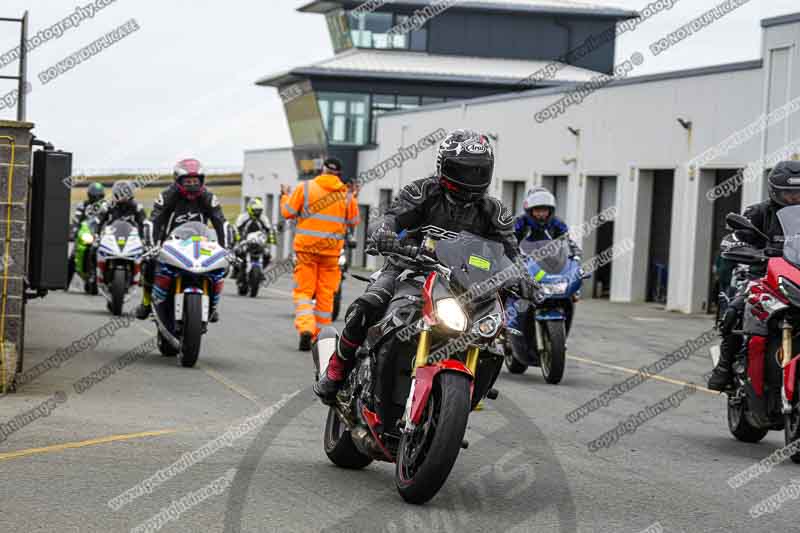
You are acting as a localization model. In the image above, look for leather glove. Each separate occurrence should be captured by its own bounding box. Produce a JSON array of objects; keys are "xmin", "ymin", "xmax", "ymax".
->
[
  {"xmin": 517, "ymin": 278, "xmax": 541, "ymax": 302},
  {"xmin": 372, "ymin": 229, "xmax": 400, "ymax": 254}
]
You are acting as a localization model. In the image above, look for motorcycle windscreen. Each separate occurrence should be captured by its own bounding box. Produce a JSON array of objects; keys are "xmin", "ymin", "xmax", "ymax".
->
[
  {"xmin": 778, "ymin": 205, "xmax": 800, "ymax": 266},
  {"xmin": 110, "ymin": 220, "xmax": 134, "ymax": 238},
  {"xmin": 434, "ymin": 231, "xmax": 512, "ymax": 291},
  {"xmin": 171, "ymin": 222, "xmax": 213, "ymax": 241},
  {"xmin": 520, "ymin": 239, "xmax": 569, "ymax": 274}
]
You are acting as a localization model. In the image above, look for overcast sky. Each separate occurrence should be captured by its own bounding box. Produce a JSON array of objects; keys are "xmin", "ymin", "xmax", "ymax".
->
[{"xmin": 0, "ymin": 0, "xmax": 796, "ymax": 173}]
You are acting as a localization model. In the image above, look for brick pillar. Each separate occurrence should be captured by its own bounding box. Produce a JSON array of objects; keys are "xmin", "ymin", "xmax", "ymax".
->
[{"xmin": 0, "ymin": 120, "xmax": 33, "ymax": 393}]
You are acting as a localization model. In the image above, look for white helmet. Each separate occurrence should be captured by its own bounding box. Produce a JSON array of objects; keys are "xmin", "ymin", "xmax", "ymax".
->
[{"xmin": 523, "ymin": 188, "xmax": 556, "ymax": 211}]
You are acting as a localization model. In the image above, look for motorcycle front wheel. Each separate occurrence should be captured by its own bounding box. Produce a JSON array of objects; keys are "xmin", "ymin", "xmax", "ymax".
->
[
  {"xmin": 178, "ymin": 293, "xmax": 203, "ymax": 368},
  {"xmin": 785, "ymin": 381, "xmax": 800, "ymax": 463},
  {"xmin": 395, "ymin": 372, "xmax": 470, "ymax": 505},
  {"xmin": 249, "ymin": 265, "xmax": 261, "ymax": 298},
  {"xmin": 540, "ymin": 320, "xmax": 566, "ymax": 384},
  {"xmin": 110, "ymin": 269, "xmax": 126, "ymax": 316}
]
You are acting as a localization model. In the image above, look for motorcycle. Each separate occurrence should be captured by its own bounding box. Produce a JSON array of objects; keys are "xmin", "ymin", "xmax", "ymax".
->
[
  {"xmin": 235, "ymin": 230, "xmax": 270, "ymax": 298},
  {"xmin": 332, "ymin": 233, "xmax": 358, "ymax": 321},
  {"xmin": 312, "ymin": 231, "xmax": 509, "ymax": 504},
  {"xmin": 502, "ymin": 239, "xmax": 583, "ymax": 384},
  {"xmin": 73, "ymin": 218, "xmax": 100, "ymax": 295},
  {"xmin": 96, "ymin": 220, "xmax": 144, "ymax": 315},
  {"xmin": 149, "ymin": 222, "xmax": 231, "ymax": 368},
  {"xmin": 716, "ymin": 207, "xmax": 800, "ymax": 461}
]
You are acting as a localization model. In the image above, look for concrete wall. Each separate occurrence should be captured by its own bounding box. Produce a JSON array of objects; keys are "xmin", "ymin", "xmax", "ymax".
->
[{"xmin": 0, "ymin": 121, "xmax": 33, "ymax": 392}]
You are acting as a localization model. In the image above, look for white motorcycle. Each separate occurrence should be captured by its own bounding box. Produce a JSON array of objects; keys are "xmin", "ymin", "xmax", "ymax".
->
[
  {"xmin": 149, "ymin": 222, "xmax": 232, "ymax": 367},
  {"xmin": 235, "ymin": 230, "xmax": 270, "ymax": 298},
  {"xmin": 96, "ymin": 220, "xmax": 144, "ymax": 316}
]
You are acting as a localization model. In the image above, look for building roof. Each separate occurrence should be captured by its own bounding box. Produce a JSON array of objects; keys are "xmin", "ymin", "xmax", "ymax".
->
[
  {"xmin": 256, "ymin": 48, "xmax": 602, "ymax": 88},
  {"xmin": 298, "ymin": 0, "xmax": 638, "ymax": 18},
  {"xmin": 761, "ymin": 11, "xmax": 800, "ymax": 28}
]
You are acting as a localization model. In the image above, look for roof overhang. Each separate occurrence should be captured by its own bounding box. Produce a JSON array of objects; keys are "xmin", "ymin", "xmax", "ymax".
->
[
  {"xmin": 298, "ymin": 0, "xmax": 637, "ymax": 19},
  {"xmin": 762, "ymin": 11, "xmax": 800, "ymax": 28}
]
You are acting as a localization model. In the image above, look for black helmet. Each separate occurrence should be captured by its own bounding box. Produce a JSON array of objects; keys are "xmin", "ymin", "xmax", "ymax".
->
[
  {"xmin": 87, "ymin": 182, "xmax": 105, "ymax": 203},
  {"xmin": 322, "ymin": 157, "xmax": 343, "ymax": 176},
  {"xmin": 768, "ymin": 161, "xmax": 800, "ymax": 206},
  {"xmin": 435, "ymin": 129, "xmax": 494, "ymax": 204}
]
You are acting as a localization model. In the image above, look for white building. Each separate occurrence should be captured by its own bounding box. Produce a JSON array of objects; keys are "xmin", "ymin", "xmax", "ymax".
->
[{"xmin": 244, "ymin": 12, "xmax": 800, "ymax": 314}]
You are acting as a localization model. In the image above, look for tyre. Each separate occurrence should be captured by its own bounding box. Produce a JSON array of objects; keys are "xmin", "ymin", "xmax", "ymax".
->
[
  {"xmin": 178, "ymin": 293, "xmax": 203, "ymax": 368},
  {"xmin": 396, "ymin": 372, "xmax": 470, "ymax": 504},
  {"xmin": 158, "ymin": 330, "xmax": 179, "ymax": 357},
  {"xmin": 332, "ymin": 286, "xmax": 342, "ymax": 322},
  {"xmin": 323, "ymin": 407, "xmax": 373, "ymax": 469},
  {"xmin": 249, "ymin": 266, "xmax": 261, "ymax": 298},
  {"xmin": 541, "ymin": 321, "xmax": 566, "ymax": 384},
  {"xmin": 728, "ymin": 397, "xmax": 768, "ymax": 443},
  {"xmin": 785, "ymin": 386, "xmax": 800, "ymax": 463},
  {"xmin": 110, "ymin": 269, "xmax": 126, "ymax": 316},
  {"xmin": 504, "ymin": 352, "xmax": 527, "ymax": 374}
]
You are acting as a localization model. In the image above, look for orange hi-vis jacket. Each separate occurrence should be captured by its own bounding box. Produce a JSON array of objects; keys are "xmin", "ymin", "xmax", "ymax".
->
[{"xmin": 280, "ymin": 173, "xmax": 360, "ymax": 256}]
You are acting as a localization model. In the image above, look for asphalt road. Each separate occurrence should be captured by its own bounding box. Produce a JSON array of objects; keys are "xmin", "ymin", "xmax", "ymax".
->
[{"xmin": 1, "ymin": 274, "xmax": 799, "ymax": 532}]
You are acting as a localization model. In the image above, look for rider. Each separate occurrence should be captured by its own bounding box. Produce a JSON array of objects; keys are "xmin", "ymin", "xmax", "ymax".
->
[
  {"xmin": 708, "ymin": 160, "xmax": 800, "ymax": 391},
  {"xmin": 232, "ymin": 198, "xmax": 276, "ymax": 277},
  {"xmin": 314, "ymin": 129, "xmax": 537, "ymax": 403},
  {"xmin": 94, "ymin": 181, "xmax": 147, "ymax": 236},
  {"xmin": 514, "ymin": 187, "xmax": 581, "ymax": 257},
  {"xmin": 135, "ymin": 158, "xmax": 233, "ymax": 323},
  {"xmin": 68, "ymin": 182, "xmax": 107, "ymax": 287}
]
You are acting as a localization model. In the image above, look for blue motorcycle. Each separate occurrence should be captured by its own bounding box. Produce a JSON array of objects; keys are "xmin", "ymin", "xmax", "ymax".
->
[{"xmin": 503, "ymin": 239, "xmax": 583, "ymax": 384}]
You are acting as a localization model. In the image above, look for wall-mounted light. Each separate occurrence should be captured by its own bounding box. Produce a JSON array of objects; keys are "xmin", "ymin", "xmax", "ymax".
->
[
  {"xmin": 677, "ymin": 118, "xmax": 692, "ymax": 130},
  {"xmin": 562, "ymin": 157, "xmax": 577, "ymax": 165},
  {"xmin": 567, "ymin": 127, "xmax": 581, "ymax": 137}
]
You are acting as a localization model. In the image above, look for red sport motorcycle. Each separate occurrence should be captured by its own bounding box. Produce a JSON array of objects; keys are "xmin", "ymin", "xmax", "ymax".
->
[
  {"xmin": 719, "ymin": 207, "xmax": 800, "ymax": 461},
  {"xmin": 312, "ymin": 232, "xmax": 511, "ymax": 504}
]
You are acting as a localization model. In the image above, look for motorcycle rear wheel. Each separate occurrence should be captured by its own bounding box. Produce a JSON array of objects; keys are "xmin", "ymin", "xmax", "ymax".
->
[
  {"xmin": 323, "ymin": 407, "xmax": 373, "ymax": 469},
  {"xmin": 396, "ymin": 372, "xmax": 470, "ymax": 504},
  {"xmin": 178, "ymin": 293, "xmax": 203, "ymax": 368},
  {"xmin": 728, "ymin": 396, "xmax": 768, "ymax": 443},
  {"xmin": 110, "ymin": 269, "xmax": 126, "ymax": 316}
]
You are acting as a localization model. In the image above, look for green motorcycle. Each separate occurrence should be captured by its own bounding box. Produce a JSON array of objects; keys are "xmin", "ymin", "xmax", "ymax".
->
[{"xmin": 73, "ymin": 219, "xmax": 99, "ymax": 294}]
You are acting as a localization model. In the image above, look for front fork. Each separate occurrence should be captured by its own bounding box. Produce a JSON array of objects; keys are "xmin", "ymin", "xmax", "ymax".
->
[
  {"xmin": 402, "ymin": 327, "xmax": 480, "ymax": 431},
  {"xmin": 782, "ymin": 319, "xmax": 794, "ymax": 414}
]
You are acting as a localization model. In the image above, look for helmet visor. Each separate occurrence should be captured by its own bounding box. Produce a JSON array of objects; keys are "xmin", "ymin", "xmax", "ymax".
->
[
  {"xmin": 774, "ymin": 189, "xmax": 800, "ymax": 206},
  {"xmin": 441, "ymin": 158, "xmax": 493, "ymax": 191}
]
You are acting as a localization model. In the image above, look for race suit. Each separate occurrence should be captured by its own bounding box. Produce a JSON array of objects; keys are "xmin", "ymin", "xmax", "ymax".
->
[
  {"xmin": 233, "ymin": 213, "xmax": 276, "ymax": 275},
  {"xmin": 95, "ymin": 201, "xmax": 147, "ymax": 236},
  {"xmin": 338, "ymin": 176, "xmax": 519, "ymax": 357}
]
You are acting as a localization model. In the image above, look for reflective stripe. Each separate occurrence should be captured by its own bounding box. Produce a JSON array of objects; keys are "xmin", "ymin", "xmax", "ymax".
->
[
  {"xmin": 296, "ymin": 309, "xmax": 315, "ymax": 316},
  {"xmin": 283, "ymin": 202, "xmax": 298, "ymax": 216},
  {"xmin": 345, "ymin": 217, "xmax": 359, "ymax": 224},
  {"xmin": 295, "ymin": 299, "xmax": 314, "ymax": 306},
  {"xmin": 314, "ymin": 310, "xmax": 332, "ymax": 318},
  {"xmin": 303, "ymin": 213, "xmax": 346, "ymax": 223},
  {"xmin": 295, "ymin": 228, "xmax": 345, "ymax": 240},
  {"xmin": 303, "ymin": 182, "xmax": 310, "ymax": 212}
]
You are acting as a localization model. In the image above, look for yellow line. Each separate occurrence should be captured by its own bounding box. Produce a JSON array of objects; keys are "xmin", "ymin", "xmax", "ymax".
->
[
  {"xmin": 0, "ymin": 429, "xmax": 177, "ymax": 462},
  {"xmin": 567, "ymin": 354, "xmax": 718, "ymax": 395},
  {"xmin": 201, "ymin": 366, "xmax": 264, "ymax": 407}
]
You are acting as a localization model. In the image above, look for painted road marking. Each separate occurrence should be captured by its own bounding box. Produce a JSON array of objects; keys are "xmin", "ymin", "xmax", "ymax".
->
[
  {"xmin": 0, "ymin": 429, "xmax": 176, "ymax": 462},
  {"xmin": 567, "ymin": 354, "xmax": 718, "ymax": 395}
]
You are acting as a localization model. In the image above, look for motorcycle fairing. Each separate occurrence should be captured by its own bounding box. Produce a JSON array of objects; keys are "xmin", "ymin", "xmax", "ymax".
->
[
  {"xmin": 535, "ymin": 309, "xmax": 564, "ymax": 321},
  {"xmin": 748, "ymin": 335, "xmax": 767, "ymax": 397},
  {"xmin": 785, "ymin": 354, "xmax": 800, "ymax": 402}
]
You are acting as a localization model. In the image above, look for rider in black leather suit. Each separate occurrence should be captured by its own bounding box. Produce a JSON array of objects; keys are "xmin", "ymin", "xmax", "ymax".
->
[{"xmin": 314, "ymin": 129, "xmax": 534, "ymax": 403}]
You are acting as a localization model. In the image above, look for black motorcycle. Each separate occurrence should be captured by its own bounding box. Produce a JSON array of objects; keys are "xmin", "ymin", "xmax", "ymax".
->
[
  {"xmin": 313, "ymin": 231, "xmax": 511, "ymax": 504},
  {"xmin": 235, "ymin": 230, "xmax": 270, "ymax": 298}
]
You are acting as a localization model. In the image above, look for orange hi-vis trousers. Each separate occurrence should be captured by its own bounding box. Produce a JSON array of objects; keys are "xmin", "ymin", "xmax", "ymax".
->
[{"xmin": 293, "ymin": 252, "xmax": 341, "ymax": 336}]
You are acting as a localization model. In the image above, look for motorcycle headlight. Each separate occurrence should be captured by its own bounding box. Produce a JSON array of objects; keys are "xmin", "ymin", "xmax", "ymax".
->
[
  {"xmin": 80, "ymin": 233, "xmax": 95, "ymax": 245},
  {"xmin": 540, "ymin": 278, "xmax": 568, "ymax": 296},
  {"xmin": 435, "ymin": 297, "xmax": 468, "ymax": 332}
]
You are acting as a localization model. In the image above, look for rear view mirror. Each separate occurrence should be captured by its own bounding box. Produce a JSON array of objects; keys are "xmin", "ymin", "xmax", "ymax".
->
[
  {"xmin": 725, "ymin": 213, "xmax": 755, "ymax": 232},
  {"xmin": 722, "ymin": 249, "xmax": 764, "ymax": 265}
]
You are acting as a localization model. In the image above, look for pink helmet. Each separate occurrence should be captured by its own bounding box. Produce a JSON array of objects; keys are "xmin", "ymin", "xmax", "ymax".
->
[{"xmin": 174, "ymin": 158, "xmax": 206, "ymax": 199}]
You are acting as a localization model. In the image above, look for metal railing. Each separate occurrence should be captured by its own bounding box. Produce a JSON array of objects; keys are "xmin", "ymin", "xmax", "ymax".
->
[{"xmin": 0, "ymin": 11, "xmax": 28, "ymax": 121}]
